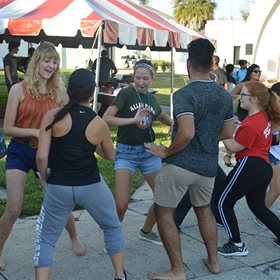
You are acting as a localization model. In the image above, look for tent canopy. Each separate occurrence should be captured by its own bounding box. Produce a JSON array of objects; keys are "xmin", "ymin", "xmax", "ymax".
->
[{"xmin": 0, "ymin": 0, "xmax": 206, "ymax": 51}]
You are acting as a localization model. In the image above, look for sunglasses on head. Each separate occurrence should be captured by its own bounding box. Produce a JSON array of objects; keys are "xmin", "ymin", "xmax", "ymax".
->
[{"xmin": 253, "ymin": 70, "xmax": 262, "ymax": 74}]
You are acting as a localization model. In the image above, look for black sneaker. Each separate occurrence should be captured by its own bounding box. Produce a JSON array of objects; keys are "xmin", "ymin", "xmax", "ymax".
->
[
  {"xmin": 274, "ymin": 238, "xmax": 280, "ymax": 248},
  {"xmin": 114, "ymin": 270, "xmax": 127, "ymax": 280},
  {"xmin": 218, "ymin": 241, "xmax": 248, "ymax": 256}
]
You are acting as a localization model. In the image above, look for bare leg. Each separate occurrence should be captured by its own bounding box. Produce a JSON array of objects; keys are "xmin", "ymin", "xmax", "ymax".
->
[
  {"xmin": 0, "ymin": 170, "xmax": 27, "ymax": 271},
  {"xmin": 35, "ymin": 267, "xmax": 52, "ymax": 280},
  {"xmin": 65, "ymin": 214, "xmax": 86, "ymax": 256},
  {"xmin": 115, "ymin": 170, "xmax": 133, "ymax": 222},
  {"xmin": 149, "ymin": 204, "xmax": 186, "ymax": 280},
  {"xmin": 141, "ymin": 172, "xmax": 158, "ymax": 233},
  {"xmin": 193, "ymin": 205, "xmax": 219, "ymax": 274},
  {"xmin": 265, "ymin": 164, "xmax": 280, "ymax": 208},
  {"xmin": 110, "ymin": 251, "xmax": 125, "ymax": 279}
]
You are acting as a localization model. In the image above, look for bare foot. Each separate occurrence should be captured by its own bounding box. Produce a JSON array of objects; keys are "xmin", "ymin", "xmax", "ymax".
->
[
  {"xmin": 202, "ymin": 258, "xmax": 220, "ymax": 274},
  {"xmin": 0, "ymin": 255, "xmax": 5, "ymax": 271},
  {"xmin": 71, "ymin": 238, "xmax": 86, "ymax": 256},
  {"xmin": 149, "ymin": 270, "xmax": 186, "ymax": 280}
]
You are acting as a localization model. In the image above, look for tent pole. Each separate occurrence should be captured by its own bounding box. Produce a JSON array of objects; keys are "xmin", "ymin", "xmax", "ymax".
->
[
  {"xmin": 93, "ymin": 23, "xmax": 104, "ymax": 112},
  {"xmin": 170, "ymin": 47, "xmax": 174, "ymax": 118}
]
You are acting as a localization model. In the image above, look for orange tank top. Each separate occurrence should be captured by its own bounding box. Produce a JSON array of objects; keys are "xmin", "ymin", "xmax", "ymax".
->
[{"xmin": 15, "ymin": 81, "xmax": 59, "ymax": 129}]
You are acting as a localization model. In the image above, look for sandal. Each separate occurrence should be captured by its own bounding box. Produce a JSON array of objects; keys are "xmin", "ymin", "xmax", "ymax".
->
[{"xmin": 223, "ymin": 154, "xmax": 234, "ymax": 167}]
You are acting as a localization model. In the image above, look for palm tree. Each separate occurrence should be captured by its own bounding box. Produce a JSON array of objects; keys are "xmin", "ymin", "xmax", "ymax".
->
[
  {"xmin": 139, "ymin": 0, "xmax": 149, "ymax": 5},
  {"xmin": 173, "ymin": 0, "xmax": 217, "ymax": 31}
]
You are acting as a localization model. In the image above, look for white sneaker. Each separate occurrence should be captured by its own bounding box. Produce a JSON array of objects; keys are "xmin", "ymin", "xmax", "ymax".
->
[
  {"xmin": 218, "ymin": 241, "xmax": 248, "ymax": 256},
  {"xmin": 253, "ymin": 218, "xmax": 267, "ymax": 229},
  {"xmin": 139, "ymin": 230, "xmax": 163, "ymax": 246}
]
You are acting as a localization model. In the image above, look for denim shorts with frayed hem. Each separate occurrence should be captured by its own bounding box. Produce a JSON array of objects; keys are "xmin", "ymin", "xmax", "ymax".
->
[{"xmin": 114, "ymin": 142, "xmax": 162, "ymax": 176}]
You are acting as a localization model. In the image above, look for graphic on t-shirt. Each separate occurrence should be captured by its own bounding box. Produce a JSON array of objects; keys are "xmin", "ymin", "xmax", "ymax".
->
[{"xmin": 137, "ymin": 111, "xmax": 152, "ymax": 129}]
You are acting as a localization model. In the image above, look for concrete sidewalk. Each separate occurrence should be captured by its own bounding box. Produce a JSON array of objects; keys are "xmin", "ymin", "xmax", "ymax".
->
[{"xmin": 1, "ymin": 152, "xmax": 280, "ymax": 279}]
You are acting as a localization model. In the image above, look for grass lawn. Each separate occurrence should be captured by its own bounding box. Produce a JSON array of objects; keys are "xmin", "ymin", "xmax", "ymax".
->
[
  {"xmin": 0, "ymin": 69, "xmax": 178, "ymax": 217},
  {"xmin": 0, "ymin": 68, "xmax": 238, "ymax": 217},
  {"xmin": 0, "ymin": 121, "xmax": 171, "ymax": 217}
]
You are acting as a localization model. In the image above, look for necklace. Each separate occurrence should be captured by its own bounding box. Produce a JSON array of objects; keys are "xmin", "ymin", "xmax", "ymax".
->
[{"xmin": 135, "ymin": 90, "xmax": 154, "ymax": 142}]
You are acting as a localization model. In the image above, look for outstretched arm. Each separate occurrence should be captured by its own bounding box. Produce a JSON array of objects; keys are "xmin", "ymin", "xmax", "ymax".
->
[
  {"xmin": 103, "ymin": 104, "xmax": 147, "ymax": 127},
  {"xmin": 36, "ymin": 111, "xmax": 54, "ymax": 181},
  {"xmin": 145, "ymin": 115, "xmax": 194, "ymax": 158}
]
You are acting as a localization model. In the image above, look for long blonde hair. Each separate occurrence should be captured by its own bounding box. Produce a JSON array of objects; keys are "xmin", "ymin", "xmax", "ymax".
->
[
  {"xmin": 25, "ymin": 41, "xmax": 63, "ymax": 102},
  {"xmin": 245, "ymin": 81, "xmax": 280, "ymax": 127}
]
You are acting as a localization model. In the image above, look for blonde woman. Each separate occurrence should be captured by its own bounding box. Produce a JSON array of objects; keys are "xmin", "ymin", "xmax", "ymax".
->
[{"xmin": 0, "ymin": 42, "xmax": 84, "ymax": 272}]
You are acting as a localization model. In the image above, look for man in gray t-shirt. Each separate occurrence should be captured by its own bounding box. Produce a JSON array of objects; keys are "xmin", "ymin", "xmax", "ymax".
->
[
  {"xmin": 165, "ymin": 80, "xmax": 233, "ymax": 177},
  {"xmin": 210, "ymin": 55, "xmax": 228, "ymax": 90},
  {"xmin": 146, "ymin": 38, "xmax": 235, "ymax": 279}
]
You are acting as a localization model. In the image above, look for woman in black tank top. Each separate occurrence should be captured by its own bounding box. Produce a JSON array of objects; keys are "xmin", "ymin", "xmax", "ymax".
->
[{"xmin": 35, "ymin": 69, "xmax": 126, "ymax": 280}]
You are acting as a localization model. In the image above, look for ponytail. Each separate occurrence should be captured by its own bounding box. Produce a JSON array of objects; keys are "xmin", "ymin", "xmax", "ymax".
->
[
  {"xmin": 244, "ymin": 81, "xmax": 280, "ymax": 127},
  {"xmin": 266, "ymin": 90, "xmax": 280, "ymax": 127},
  {"xmin": 45, "ymin": 88, "xmax": 86, "ymax": 131}
]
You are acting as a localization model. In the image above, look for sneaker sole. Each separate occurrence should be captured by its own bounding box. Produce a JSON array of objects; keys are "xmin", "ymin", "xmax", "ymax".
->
[
  {"xmin": 273, "ymin": 239, "xmax": 280, "ymax": 248},
  {"xmin": 218, "ymin": 250, "xmax": 248, "ymax": 257},
  {"xmin": 138, "ymin": 235, "xmax": 163, "ymax": 246},
  {"xmin": 253, "ymin": 218, "xmax": 267, "ymax": 229},
  {"xmin": 217, "ymin": 223, "xmax": 224, "ymax": 228}
]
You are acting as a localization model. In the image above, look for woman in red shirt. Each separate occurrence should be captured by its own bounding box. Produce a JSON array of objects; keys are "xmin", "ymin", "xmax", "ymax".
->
[{"xmin": 216, "ymin": 81, "xmax": 280, "ymax": 257}]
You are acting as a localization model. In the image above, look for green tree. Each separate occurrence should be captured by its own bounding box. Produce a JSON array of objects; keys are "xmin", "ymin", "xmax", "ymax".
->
[
  {"xmin": 173, "ymin": 0, "xmax": 217, "ymax": 31},
  {"xmin": 239, "ymin": 0, "xmax": 255, "ymax": 21},
  {"xmin": 139, "ymin": 0, "xmax": 149, "ymax": 5}
]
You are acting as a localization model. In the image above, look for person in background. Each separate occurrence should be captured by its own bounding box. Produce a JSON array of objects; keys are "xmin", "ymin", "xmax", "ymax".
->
[
  {"xmin": 217, "ymin": 81, "xmax": 280, "ymax": 257},
  {"xmin": 18, "ymin": 47, "xmax": 36, "ymax": 73},
  {"xmin": 3, "ymin": 41, "xmax": 20, "ymax": 92},
  {"xmin": 103, "ymin": 59, "xmax": 173, "ymax": 247},
  {"xmin": 210, "ymin": 55, "xmax": 229, "ymax": 91},
  {"xmin": 225, "ymin": 63, "xmax": 237, "ymax": 93},
  {"xmin": 223, "ymin": 59, "xmax": 228, "ymax": 71},
  {"xmin": 34, "ymin": 68, "xmax": 126, "ymax": 280},
  {"xmin": 92, "ymin": 49, "xmax": 118, "ymax": 85},
  {"xmin": 234, "ymin": 59, "xmax": 248, "ymax": 84},
  {"xmin": 0, "ymin": 41, "xmax": 85, "ymax": 272},
  {"xmin": 145, "ymin": 38, "xmax": 234, "ymax": 280}
]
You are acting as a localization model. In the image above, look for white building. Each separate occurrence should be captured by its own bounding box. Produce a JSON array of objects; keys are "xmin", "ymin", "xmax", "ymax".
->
[
  {"xmin": 205, "ymin": 0, "xmax": 280, "ymax": 80},
  {"xmin": 1, "ymin": 0, "xmax": 279, "ymax": 80}
]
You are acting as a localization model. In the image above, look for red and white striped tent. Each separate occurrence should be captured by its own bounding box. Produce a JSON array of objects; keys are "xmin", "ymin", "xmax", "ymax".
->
[
  {"xmin": 0, "ymin": 0, "xmax": 212, "ymax": 110},
  {"xmin": 0, "ymin": 0, "xmax": 205, "ymax": 51}
]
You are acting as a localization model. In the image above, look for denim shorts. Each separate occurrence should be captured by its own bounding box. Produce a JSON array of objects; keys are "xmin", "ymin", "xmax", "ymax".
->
[
  {"xmin": 268, "ymin": 152, "xmax": 280, "ymax": 166},
  {"xmin": 114, "ymin": 143, "xmax": 162, "ymax": 175},
  {"xmin": 6, "ymin": 138, "xmax": 37, "ymax": 173}
]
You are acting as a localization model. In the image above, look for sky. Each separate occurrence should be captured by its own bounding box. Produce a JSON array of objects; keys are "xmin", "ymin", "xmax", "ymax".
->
[{"xmin": 142, "ymin": 0, "xmax": 250, "ymax": 20}]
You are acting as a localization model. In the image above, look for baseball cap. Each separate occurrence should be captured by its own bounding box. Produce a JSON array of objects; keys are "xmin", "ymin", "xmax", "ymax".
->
[{"xmin": 68, "ymin": 68, "xmax": 95, "ymax": 91}]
